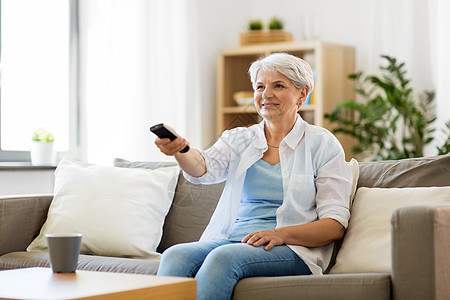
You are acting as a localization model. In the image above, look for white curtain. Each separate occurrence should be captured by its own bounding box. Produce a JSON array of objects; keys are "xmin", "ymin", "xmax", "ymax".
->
[
  {"xmin": 79, "ymin": 0, "xmax": 201, "ymax": 165},
  {"xmin": 367, "ymin": 0, "xmax": 450, "ymax": 155}
]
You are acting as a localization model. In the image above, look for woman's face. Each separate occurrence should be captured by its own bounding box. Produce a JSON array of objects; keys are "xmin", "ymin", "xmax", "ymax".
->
[{"xmin": 254, "ymin": 69, "xmax": 307, "ymax": 123}]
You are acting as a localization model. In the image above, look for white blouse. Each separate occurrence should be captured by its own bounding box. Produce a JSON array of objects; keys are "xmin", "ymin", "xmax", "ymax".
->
[{"xmin": 184, "ymin": 115, "xmax": 352, "ymax": 275}]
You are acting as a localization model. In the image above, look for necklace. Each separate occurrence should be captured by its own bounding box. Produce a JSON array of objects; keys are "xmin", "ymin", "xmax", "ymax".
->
[{"xmin": 267, "ymin": 143, "xmax": 279, "ymax": 148}]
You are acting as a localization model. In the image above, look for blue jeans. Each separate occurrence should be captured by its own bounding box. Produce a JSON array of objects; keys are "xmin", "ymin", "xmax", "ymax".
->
[{"xmin": 157, "ymin": 239, "xmax": 311, "ymax": 300}]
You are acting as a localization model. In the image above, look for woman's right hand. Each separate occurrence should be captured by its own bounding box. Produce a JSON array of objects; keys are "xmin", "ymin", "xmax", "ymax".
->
[
  {"xmin": 155, "ymin": 137, "xmax": 189, "ymax": 156},
  {"xmin": 154, "ymin": 133, "xmax": 207, "ymax": 178}
]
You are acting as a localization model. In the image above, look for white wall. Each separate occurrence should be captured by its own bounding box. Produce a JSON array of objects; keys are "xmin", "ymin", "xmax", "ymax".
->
[{"xmin": 0, "ymin": 169, "xmax": 54, "ymax": 196}]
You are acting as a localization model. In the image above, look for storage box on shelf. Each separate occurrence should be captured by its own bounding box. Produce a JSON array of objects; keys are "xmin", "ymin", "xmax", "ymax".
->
[{"xmin": 216, "ymin": 41, "xmax": 356, "ymax": 160}]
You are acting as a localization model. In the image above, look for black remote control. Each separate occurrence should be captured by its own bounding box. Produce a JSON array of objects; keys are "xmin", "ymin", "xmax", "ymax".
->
[{"xmin": 150, "ymin": 123, "xmax": 190, "ymax": 153}]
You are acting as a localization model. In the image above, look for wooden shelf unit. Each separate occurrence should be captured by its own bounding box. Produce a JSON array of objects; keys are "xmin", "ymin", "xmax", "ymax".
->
[{"xmin": 216, "ymin": 41, "xmax": 356, "ymax": 159}]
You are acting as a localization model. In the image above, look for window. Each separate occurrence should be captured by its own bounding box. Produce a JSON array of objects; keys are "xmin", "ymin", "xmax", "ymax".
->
[{"xmin": 0, "ymin": 0, "xmax": 78, "ymax": 162}]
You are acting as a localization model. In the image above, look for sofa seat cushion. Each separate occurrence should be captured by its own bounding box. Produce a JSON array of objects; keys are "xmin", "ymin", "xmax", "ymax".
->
[
  {"xmin": 0, "ymin": 252, "xmax": 161, "ymax": 275},
  {"xmin": 233, "ymin": 273, "xmax": 391, "ymax": 300}
]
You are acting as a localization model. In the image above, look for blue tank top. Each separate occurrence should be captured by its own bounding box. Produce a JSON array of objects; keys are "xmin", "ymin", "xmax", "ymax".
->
[{"xmin": 228, "ymin": 159, "xmax": 283, "ymax": 241}]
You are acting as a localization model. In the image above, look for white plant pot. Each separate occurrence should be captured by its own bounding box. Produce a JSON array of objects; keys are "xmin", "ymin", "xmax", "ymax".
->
[{"xmin": 31, "ymin": 141, "xmax": 55, "ymax": 166}]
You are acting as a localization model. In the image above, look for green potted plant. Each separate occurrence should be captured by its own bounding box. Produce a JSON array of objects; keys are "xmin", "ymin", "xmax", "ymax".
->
[
  {"xmin": 436, "ymin": 121, "xmax": 450, "ymax": 155},
  {"xmin": 266, "ymin": 17, "xmax": 291, "ymax": 43},
  {"xmin": 325, "ymin": 55, "xmax": 450, "ymax": 161},
  {"xmin": 268, "ymin": 17, "xmax": 284, "ymax": 30},
  {"xmin": 31, "ymin": 128, "xmax": 55, "ymax": 165},
  {"xmin": 248, "ymin": 19, "xmax": 263, "ymax": 31}
]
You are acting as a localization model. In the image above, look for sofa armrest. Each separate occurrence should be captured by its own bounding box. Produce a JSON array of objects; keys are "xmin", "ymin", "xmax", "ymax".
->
[
  {"xmin": 391, "ymin": 204, "xmax": 450, "ymax": 300},
  {"xmin": 0, "ymin": 194, "xmax": 53, "ymax": 256}
]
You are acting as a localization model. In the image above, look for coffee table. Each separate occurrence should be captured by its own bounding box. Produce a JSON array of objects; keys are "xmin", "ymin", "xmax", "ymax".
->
[{"xmin": 0, "ymin": 267, "xmax": 196, "ymax": 300}]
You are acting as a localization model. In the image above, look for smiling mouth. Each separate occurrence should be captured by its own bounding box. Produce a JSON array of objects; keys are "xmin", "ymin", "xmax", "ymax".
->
[{"xmin": 262, "ymin": 103, "xmax": 279, "ymax": 108}]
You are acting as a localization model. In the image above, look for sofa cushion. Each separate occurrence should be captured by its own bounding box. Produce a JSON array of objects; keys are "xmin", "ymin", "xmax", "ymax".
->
[
  {"xmin": 357, "ymin": 154, "xmax": 450, "ymax": 188},
  {"xmin": 113, "ymin": 158, "xmax": 224, "ymax": 253},
  {"xmin": 233, "ymin": 273, "xmax": 391, "ymax": 300},
  {"xmin": 157, "ymin": 174, "xmax": 224, "ymax": 252},
  {"xmin": 330, "ymin": 186, "xmax": 450, "ymax": 274},
  {"xmin": 0, "ymin": 251, "xmax": 160, "ymax": 275},
  {"xmin": 0, "ymin": 195, "xmax": 52, "ymax": 256},
  {"xmin": 27, "ymin": 157, "xmax": 179, "ymax": 258}
]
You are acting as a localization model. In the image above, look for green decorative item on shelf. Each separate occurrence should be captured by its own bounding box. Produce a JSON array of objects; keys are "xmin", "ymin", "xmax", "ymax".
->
[
  {"xmin": 325, "ymin": 55, "xmax": 450, "ymax": 161},
  {"xmin": 248, "ymin": 20, "xmax": 263, "ymax": 30},
  {"xmin": 268, "ymin": 17, "xmax": 284, "ymax": 30}
]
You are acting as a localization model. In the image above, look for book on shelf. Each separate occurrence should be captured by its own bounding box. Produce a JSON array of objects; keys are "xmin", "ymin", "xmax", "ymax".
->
[{"xmin": 304, "ymin": 69, "xmax": 316, "ymax": 106}]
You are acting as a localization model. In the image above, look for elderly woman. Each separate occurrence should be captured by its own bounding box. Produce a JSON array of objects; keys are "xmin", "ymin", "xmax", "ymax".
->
[{"xmin": 155, "ymin": 53, "xmax": 352, "ymax": 300}]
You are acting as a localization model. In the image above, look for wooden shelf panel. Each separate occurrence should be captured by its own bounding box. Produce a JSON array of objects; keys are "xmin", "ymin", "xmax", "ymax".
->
[{"xmin": 220, "ymin": 41, "xmax": 325, "ymax": 56}]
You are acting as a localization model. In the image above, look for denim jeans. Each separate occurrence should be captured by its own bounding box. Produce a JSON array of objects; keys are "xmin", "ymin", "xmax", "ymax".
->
[{"xmin": 157, "ymin": 239, "xmax": 311, "ymax": 300}]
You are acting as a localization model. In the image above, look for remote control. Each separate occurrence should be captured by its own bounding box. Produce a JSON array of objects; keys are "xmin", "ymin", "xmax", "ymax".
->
[{"xmin": 150, "ymin": 123, "xmax": 190, "ymax": 153}]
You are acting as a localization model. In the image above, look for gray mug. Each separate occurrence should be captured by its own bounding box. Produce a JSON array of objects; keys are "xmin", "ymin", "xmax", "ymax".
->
[{"xmin": 46, "ymin": 233, "xmax": 82, "ymax": 273}]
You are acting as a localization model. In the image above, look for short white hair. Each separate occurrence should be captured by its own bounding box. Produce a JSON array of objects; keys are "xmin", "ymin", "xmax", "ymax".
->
[{"xmin": 248, "ymin": 53, "xmax": 314, "ymax": 95}]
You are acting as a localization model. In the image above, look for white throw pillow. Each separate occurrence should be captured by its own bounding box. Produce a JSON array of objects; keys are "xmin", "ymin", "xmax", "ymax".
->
[
  {"xmin": 27, "ymin": 157, "xmax": 179, "ymax": 258},
  {"xmin": 330, "ymin": 186, "xmax": 450, "ymax": 274}
]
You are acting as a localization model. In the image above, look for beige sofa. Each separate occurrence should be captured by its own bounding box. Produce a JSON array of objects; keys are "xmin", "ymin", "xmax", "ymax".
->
[{"xmin": 1, "ymin": 155, "xmax": 449, "ymax": 300}]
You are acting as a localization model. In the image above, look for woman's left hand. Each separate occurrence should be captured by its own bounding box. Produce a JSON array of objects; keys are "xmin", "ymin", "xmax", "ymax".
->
[
  {"xmin": 242, "ymin": 229, "xmax": 285, "ymax": 251},
  {"xmin": 243, "ymin": 219, "xmax": 346, "ymax": 250}
]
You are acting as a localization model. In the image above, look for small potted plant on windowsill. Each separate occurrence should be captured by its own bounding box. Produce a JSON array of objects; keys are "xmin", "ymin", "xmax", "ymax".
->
[{"xmin": 31, "ymin": 128, "xmax": 55, "ymax": 166}]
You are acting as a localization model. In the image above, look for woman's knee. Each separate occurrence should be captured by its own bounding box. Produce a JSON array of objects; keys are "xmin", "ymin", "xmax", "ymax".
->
[
  {"xmin": 161, "ymin": 243, "xmax": 188, "ymax": 262},
  {"xmin": 201, "ymin": 244, "xmax": 243, "ymax": 274},
  {"xmin": 157, "ymin": 243, "xmax": 200, "ymax": 277},
  {"xmin": 158, "ymin": 241, "xmax": 226, "ymax": 277}
]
